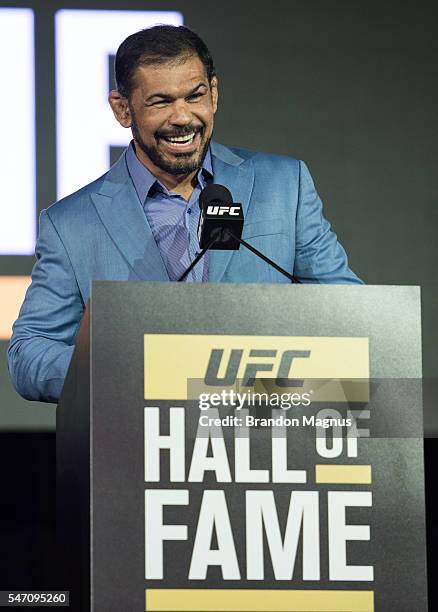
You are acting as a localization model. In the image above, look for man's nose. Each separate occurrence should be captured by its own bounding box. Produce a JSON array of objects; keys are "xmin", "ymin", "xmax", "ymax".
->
[{"xmin": 168, "ymin": 99, "xmax": 192, "ymax": 125}]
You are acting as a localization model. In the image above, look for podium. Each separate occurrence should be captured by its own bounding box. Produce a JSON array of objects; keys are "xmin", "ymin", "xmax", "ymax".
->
[{"xmin": 57, "ymin": 282, "xmax": 427, "ymax": 612}]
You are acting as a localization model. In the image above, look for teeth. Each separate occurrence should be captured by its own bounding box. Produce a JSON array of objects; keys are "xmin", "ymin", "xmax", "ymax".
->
[{"xmin": 166, "ymin": 132, "xmax": 195, "ymax": 144}]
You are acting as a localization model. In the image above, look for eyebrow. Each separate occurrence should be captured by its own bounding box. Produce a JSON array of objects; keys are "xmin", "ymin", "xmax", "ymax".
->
[{"xmin": 145, "ymin": 82, "xmax": 207, "ymax": 103}]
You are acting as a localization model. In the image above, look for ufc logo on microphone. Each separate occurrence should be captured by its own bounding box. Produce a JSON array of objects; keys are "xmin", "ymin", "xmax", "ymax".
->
[{"xmin": 206, "ymin": 205, "xmax": 241, "ymax": 216}]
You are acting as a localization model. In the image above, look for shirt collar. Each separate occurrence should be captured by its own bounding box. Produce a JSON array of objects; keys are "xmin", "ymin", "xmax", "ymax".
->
[{"xmin": 126, "ymin": 140, "xmax": 213, "ymax": 204}]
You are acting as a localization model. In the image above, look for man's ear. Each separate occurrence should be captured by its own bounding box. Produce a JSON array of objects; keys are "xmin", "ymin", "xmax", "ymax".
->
[
  {"xmin": 108, "ymin": 90, "xmax": 132, "ymax": 128},
  {"xmin": 210, "ymin": 76, "xmax": 218, "ymax": 113}
]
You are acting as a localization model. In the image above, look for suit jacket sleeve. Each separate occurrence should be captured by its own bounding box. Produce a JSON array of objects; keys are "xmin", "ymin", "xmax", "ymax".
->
[
  {"xmin": 293, "ymin": 161, "xmax": 363, "ymax": 284},
  {"xmin": 7, "ymin": 209, "xmax": 84, "ymax": 403}
]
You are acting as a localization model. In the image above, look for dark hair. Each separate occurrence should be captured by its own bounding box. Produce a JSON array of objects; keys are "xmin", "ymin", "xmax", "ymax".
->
[{"xmin": 115, "ymin": 25, "xmax": 216, "ymax": 98}]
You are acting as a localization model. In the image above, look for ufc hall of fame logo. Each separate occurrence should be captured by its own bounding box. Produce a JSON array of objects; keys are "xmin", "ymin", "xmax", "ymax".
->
[{"xmin": 142, "ymin": 333, "xmax": 376, "ymax": 612}]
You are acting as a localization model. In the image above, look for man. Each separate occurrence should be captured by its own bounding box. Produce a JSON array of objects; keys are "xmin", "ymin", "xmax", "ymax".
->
[{"xmin": 8, "ymin": 25, "xmax": 362, "ymax": 403}]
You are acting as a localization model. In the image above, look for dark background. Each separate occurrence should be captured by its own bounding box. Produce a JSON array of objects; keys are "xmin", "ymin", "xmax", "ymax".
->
[{"xmin": 0, "ymin": 0, "xmax": 437, "ymax": 607}]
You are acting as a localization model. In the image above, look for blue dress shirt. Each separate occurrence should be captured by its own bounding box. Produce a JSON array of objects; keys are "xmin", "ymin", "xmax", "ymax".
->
[{"xmin": 126, "ymin": 141, "xmax": 212, "ymax": 282}]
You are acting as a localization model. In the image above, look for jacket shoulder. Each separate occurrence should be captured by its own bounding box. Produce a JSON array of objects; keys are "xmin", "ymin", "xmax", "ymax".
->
[
  {"xmin": 221, "ymin": 146, "xmax": 303, "ymax": 187},
  {"xmin": 228, "ymin": 145, "xmax": 301, "ymax": 169},
  {"xmin": 44, "ymin": 152, "xmax": 129, "ymax": 223},
  {"xmin": 44, "ymin": 174, "xmax": 103, "ymax": 220}
]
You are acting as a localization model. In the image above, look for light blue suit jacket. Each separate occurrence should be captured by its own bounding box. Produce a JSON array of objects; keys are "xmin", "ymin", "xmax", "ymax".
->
[{"xmin": 8, "ymin": 142, "xmax": 362, "ymax": 402}]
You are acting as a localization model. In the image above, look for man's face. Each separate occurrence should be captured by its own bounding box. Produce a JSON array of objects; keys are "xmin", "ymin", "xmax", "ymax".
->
[{"xmin": 122, "ymin": 55, "xmax": 218, "ymax": 176}]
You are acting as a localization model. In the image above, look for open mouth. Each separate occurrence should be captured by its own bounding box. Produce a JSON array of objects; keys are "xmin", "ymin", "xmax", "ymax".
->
[
  {"xmin": 163, "ymin": 132, "xmax": 196, "ymax": 146},
  {"xmin": 158, "ymin": 129, "xmax": 202, "ymax": 153}
]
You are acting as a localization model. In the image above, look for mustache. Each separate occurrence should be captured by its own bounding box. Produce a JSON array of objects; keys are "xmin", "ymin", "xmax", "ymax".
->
[{"xmin": 155, "ymin": 125, "xmax": 203, "ymax": 139}]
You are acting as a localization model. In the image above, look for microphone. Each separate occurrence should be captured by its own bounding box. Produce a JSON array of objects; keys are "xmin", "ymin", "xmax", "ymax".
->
[
  {"xmin": 197, "ymin": 184, "xmax": 243, "ymax": 250},
  {"xmin": 178, "ymin": 183, "xmax": 300, "ymax": 283}
]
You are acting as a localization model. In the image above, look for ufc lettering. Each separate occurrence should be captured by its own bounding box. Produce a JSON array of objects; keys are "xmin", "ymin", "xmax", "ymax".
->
[
  {"xmin": 206, "ymin": 206, "xmax": 240, "ymax": 216},
  {"xmin": 204, "ymin": 348, "xmax": 311, "ymax": 387}
]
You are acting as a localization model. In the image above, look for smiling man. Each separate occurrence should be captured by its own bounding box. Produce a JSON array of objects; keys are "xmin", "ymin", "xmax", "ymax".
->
[
  {"xmin": 8, "ymin": 25, "xmax": 362, "ymax": 403},
  {"xmin": 109, "ymin": 50, "xmax": 217, "ymax": 188},
  {"xmin": 108, "ymin": 27, "xmax": 221, "ymax": 282}
]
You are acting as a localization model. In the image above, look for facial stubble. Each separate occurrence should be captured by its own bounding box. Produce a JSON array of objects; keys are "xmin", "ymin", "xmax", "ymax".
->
[{"xmin": 130, "ymin": 110, "xmax": 211, "ymax": 176}]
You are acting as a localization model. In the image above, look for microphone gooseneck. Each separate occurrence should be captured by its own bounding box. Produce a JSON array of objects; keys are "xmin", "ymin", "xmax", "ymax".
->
[{"xmin": 177, "ymin": 183, "xmax": 300, "ymax": 283}]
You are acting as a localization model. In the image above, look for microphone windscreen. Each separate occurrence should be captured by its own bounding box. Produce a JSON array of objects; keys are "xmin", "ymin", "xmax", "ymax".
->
[{"xmin": 199, "ymin": 183, "xmax": 233, "ymax": 210}]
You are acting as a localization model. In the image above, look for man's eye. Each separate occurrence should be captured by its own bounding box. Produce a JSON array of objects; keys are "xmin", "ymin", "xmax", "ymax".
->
[
  {"xmin": 188, "ymin": 93, "xmax": 203, "ymax": 101},
  {"xmin": 150, "ymin": 100, "xmax": 169, "ymax": 107}
]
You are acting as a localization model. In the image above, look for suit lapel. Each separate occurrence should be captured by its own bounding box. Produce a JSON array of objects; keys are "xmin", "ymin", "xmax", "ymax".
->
[
  {"xmin": 209, "ymin": 142, "xmax": 255, "ymax": 282},
  {"xmin": 91, "ymin": 153, "xmax": 169, "ymax": 281},
  {"xmin": 90, "ymin": 144, "xmax": 254, "ymax": 283}
]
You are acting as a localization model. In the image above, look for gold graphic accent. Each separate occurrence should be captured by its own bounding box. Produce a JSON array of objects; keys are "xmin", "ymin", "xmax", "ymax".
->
[
  {"xmin": 315, "ymin": 464, "xmax": 372, "ymax": 484},
  {"xmin": 144, "ymin": 334, "xmax": 369, "ymax": 401},
  {"xmin": 0, "ymin": 276, "xmax": 31, "ymax": 340},
  {"xmin": 145, "ymin": 588, "xmax": 374, "ymax": 611}
]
